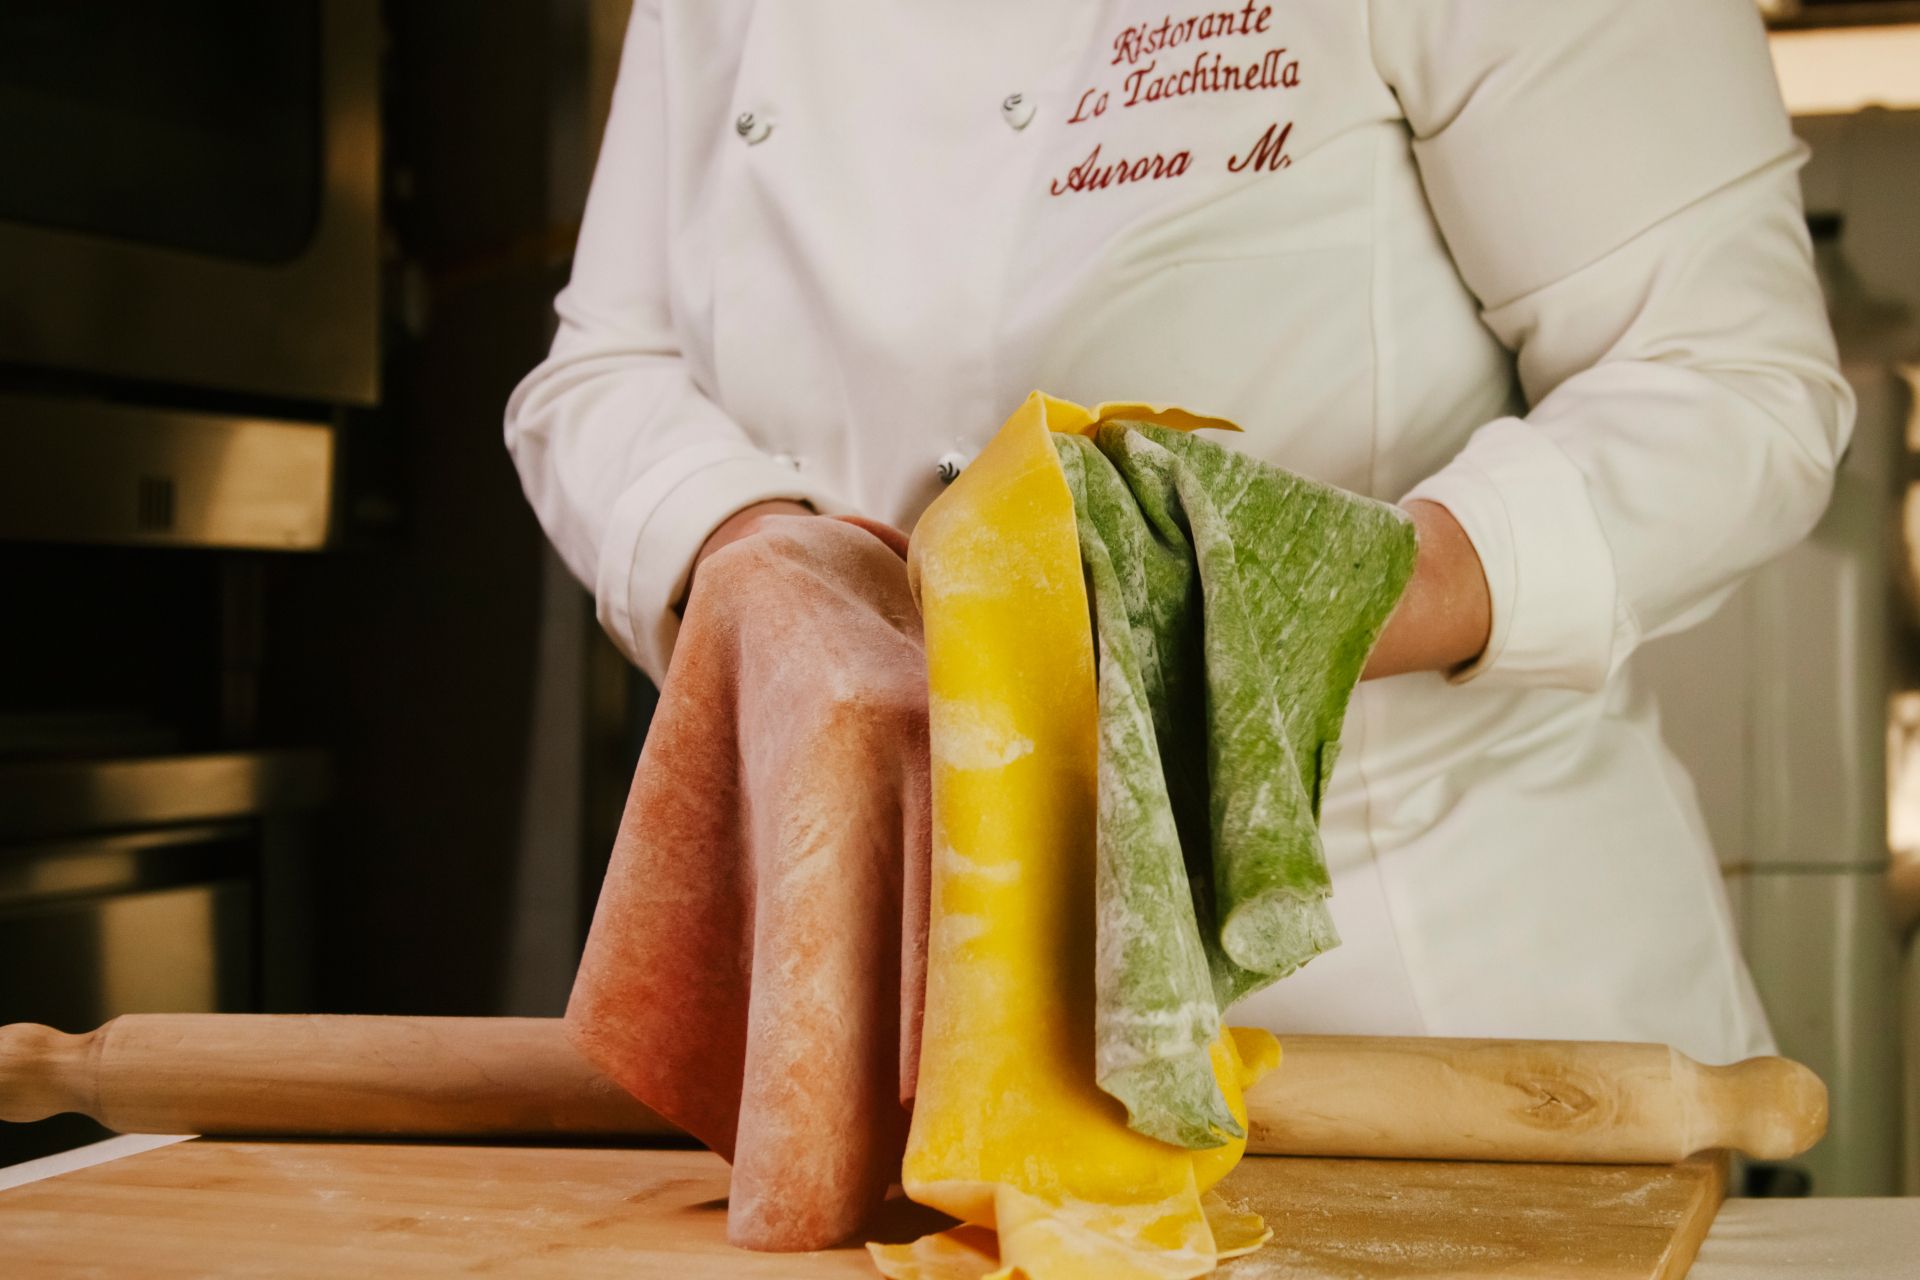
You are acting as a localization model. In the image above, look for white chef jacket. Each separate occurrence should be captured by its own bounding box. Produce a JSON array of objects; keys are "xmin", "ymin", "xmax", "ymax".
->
[{"xmin": 506, "ymin": 0, "xmax": 1854, "ymax": 1065}]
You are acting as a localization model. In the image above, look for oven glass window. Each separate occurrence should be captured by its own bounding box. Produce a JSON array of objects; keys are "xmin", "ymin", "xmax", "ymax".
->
[{"xmin": 0, "ymin": 1, "xmax": 321, "ymax": 264}]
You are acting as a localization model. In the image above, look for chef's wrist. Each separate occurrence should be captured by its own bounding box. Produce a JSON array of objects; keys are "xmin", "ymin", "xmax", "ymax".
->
[
  {"xmin": 680, "ymin": 500, "xmax": 817, "ymax": 611},
  {"xmin": 697, "ymin": 500, "xmax": 815, "ymax": 565},
  {"xmin": 1362, "ymin": 499, "xmax": 1492, "ymax": 680}
]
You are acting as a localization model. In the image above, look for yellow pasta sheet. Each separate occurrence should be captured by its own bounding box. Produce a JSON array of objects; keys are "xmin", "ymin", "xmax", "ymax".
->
[{"xmin": 876, "ymin": 393, "xmax": 1278, "ymax": 1280}]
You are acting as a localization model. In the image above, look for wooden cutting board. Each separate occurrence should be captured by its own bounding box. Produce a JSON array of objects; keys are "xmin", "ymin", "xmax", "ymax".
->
[{"xmin": 0, "ymin": 1140, "xmax": 1726, "ymax": 1278}]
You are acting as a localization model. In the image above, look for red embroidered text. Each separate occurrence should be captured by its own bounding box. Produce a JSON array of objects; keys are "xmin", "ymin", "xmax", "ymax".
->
[
  {"xmin": 1049, "ymin": 144, "xmax": 1194, "ymax": 196},
  {"xmin": 1122, "ymin": 47, "xmax": 1299, "ymax": 108},
  {"xmin": 1112, "ymin": 5, "xmax": 1274, "ymax": 66},
  {"xmin": 1226, "ymin": 121, "xmax": 1293, "ymax": 174}
]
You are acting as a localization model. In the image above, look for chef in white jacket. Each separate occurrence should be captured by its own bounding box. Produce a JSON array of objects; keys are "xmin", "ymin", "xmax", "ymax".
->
[{"xmin": 507, "ymin": 0, "xmax": 1852, "ymax": 1066}]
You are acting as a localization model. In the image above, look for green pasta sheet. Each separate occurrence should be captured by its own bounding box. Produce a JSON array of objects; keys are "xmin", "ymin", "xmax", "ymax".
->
[{"xmin": 1055, "ymin": 423, "xmax": 1417, "ymax": 1150}]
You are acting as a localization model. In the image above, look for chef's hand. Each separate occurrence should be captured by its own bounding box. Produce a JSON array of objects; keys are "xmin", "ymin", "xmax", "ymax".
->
[
  {"xmin": 683, "ymin": 499, "xmax": 816, "ymax": 607},
  {"xmin": 1363, "ymin": 500, "xmax": 1491, "ymax": 680}
]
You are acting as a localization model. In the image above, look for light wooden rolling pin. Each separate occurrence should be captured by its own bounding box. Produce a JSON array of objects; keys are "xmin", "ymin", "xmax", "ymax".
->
[{"xmin": 0, "ymin": 1015, "xmax": 1827, "ymax": 1164}]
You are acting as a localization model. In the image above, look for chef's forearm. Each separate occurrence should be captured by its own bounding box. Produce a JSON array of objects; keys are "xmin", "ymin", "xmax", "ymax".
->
[{"xmin": 1362, "ymin": 500, "xmax": 1492, "ymax": 680}]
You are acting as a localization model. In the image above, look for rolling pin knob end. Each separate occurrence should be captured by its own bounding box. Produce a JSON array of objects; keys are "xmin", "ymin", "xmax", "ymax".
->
[
  {"xmin": 1740, "ymin": 1057, "xmax": 1828, "ymax": 1161},
  {"xmin": 0, "ymin": 1022, "xmax": 93, "ymax": 1125},
  {"xmin": 1688, "ymin": 1054, "xmax": 1829, "ymax": 1161}
]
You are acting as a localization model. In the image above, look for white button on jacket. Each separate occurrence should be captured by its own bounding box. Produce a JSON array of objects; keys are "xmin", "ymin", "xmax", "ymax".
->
[{"xmin": 506, "ymin": 0, "xmax": 1853, "ymax": 1064}]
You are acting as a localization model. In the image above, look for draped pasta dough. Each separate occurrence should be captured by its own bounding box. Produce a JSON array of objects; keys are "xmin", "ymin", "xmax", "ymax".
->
[{"xmin": 876, "ymin": 394, "xmax": 1280, "ymax": 1280}]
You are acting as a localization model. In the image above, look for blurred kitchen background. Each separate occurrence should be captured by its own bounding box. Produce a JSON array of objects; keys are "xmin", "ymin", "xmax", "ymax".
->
[{"xmin": 0, "ymin": 0, "xmax": 1916, "ymax": 1198}]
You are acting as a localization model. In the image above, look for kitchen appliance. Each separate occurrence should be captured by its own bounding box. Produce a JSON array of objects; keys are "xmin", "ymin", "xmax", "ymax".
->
[
  {"xmin": 0, "ymin": 0, "xmax": 384, "ymax": 1173},
  {"xmin": 0, "ymin": 753, "xmax": 329, "ymax": 1168},
  {"xmin": 0, "ymin": 397, "xmax": 334, "ymax": 551},
  {"xmin": 0, "ymin": 0, "xmax": 381, "ymax": 555},
  {"xmin": 0, "ymin": 0, "xmax": 379, "ymax": 406},
  {"xmin": 1632, "ymin": 105, "xmax": 1920, "ymax": 1196}
]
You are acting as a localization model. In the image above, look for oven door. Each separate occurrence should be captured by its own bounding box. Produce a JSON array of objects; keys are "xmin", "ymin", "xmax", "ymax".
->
[
  {"xmin": 0, "ymin": 826, "xmax": 255, "ymax": 1167},
  {"xmin": 0, "ymin": 751, "xmax": 327, "ymax": 1168},
  {"xmin": 0, "ymin": 0, "xmax": 379, "ymax": 405}
]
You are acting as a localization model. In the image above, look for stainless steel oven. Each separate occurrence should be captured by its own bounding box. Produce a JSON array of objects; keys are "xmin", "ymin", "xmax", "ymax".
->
[
  {"xmin": 0, "ymin": 3, "xmax": 382, "ymax": 1171},
  {"xmin": 0, "ymin": 0, "xmax": 380, "ymax": 406},
  {"xmin": 0, "ymin": 750, "xmax": 329, "ymax": 1167}
]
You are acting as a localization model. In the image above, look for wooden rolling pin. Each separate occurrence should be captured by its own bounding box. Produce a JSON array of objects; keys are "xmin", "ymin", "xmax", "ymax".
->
[
  {"xmin": 1251, "ymin": 1034, "xmax": 1825, "ymax": 1163},
  {"xmin": 0, "ymin": 1015, "xmax": 1826, "ymax": 1163}
]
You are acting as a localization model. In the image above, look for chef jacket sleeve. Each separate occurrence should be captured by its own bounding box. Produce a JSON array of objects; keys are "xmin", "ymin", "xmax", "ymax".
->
[
  {"xmin": 504, "ymin": 1, "xmax": 844, "ymax": 682},
  {"xmin": 1373, "ymin": 0, "xmax": 1854, "ymax": 691}
]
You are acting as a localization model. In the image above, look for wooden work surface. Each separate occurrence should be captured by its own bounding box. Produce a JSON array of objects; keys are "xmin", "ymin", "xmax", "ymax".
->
[{"xmin": 0, "ymin": 1140, "xmax": 1725, "ymax": 1278}]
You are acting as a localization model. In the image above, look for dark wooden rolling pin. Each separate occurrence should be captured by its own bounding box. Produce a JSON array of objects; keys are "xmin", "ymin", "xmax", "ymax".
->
[{"xmin": 0, "ymin": 1015, "xmax": 1827, "ymax": 1164}]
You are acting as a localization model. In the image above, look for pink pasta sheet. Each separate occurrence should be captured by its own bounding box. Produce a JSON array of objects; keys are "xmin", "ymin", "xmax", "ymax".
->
[{"xmin": 567, "ymin": 515, "xmax": 932, "ymax": 1251}]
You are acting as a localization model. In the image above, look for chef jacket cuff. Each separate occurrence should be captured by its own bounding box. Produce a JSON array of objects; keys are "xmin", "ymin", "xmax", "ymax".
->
[
  {"xmin": 1403, "ymin": 419, "xmax": 1621, "ymax": 692},
  {"xmin": 595, "ymin": 443, "xmax": 845, "ymax": 681}
]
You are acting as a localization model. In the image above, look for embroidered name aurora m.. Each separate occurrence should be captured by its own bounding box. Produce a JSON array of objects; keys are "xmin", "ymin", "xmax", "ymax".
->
[
  {"xmin": 1047, "ymin": 119, "xmax": 1294, "ymax": 196},
  {"xmin": 1049, "ymin": 144, "xmax": 1193, "ymax": 196}
]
